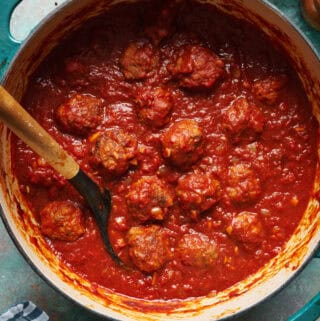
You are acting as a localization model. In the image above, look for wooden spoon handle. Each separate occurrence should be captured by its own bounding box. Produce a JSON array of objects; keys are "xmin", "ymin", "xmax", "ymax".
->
[
  {"xmin": 0, "ymin": 85, "xmax": 79, "ymax": 179},
  {"xmin": 301, "ymin": 0, "xmax": 320, "ymax": 30}
]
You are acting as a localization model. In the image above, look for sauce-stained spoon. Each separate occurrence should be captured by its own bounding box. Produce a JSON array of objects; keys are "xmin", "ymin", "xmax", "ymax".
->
[
  {"xmin": 0, "ymin": 85, "xmax": 122, "ymax": 265},
  {"xmin": 301, "ymin": 0, "xmax": 320, "ymax": 30}
]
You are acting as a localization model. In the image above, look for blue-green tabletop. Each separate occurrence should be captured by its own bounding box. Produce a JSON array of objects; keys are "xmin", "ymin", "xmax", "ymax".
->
[{"xmin": 0, "ymin": 1, "xmax": 319, "ymax": 320}]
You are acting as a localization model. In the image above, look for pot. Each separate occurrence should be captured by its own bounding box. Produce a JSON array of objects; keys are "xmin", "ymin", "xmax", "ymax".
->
[{"xmin": 0, "ymin": 1, "xmax": 319, "ymax": 320}]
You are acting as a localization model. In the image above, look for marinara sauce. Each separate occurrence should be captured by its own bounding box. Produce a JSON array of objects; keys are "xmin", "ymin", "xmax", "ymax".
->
[{"xmin": 12, "ymin": 0, "xmax": 318, "ymax": 300}]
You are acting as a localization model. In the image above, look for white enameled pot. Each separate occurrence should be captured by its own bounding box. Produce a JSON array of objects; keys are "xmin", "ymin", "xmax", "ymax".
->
[{"xmin": 0, "ymin": 1, "xmax": 319, "ymax": 320}]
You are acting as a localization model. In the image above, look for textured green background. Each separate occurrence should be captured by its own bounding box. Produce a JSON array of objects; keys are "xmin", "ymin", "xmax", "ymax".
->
[{"xmin": 0, "ymin": 1, "xmax": 319, "ymax": 320}]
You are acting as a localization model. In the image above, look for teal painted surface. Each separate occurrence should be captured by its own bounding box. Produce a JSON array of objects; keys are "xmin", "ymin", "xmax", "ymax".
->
[
  {"xmin": 0, "ymin": 0, "xmax": 21, "ymax": 79},
  {"xmin": 268, "ymin": 0, "xmax": 320, "ymax": 55},
  {"xmin": 287, "ymin": 292, "xmax": 320, "ymax": 321},
  {"xmin": 0, "ymin": 1, "xmax": 319, "ymax": 321}
]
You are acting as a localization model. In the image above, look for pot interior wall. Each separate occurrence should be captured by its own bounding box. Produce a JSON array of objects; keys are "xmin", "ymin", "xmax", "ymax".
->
[{"xmin": 0, "ymin": 0, "xmax": 319, "ymax": 320}]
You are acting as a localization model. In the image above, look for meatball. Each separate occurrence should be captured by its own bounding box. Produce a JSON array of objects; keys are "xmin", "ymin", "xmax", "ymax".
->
[
  {"xmin": 126, "ymin": 176, "xmax": 173, "ymax": 222},
  {"xmin": 56, "ymin": 94, "xmax": 103, "ymax": 136},
  {"xmin": 176, "ymin": 172, "xmax": 221, "ymax": 219},
  {"xmin": 90, "ymin": 130, "xmax": 137, "ymax": 176},
  {"xmin": 223, "ymin": 97, "xmax": 264, "ymax": 143},
  {"xmin": 168, "ymin": 45, "xmax": 225, "ymax": 89},
  {"xmin": 144, "ymin": 1, "xmax": 179, "ymax": 45},
  {"xmin": 161, "ymin": 119, "xmax": 204, "ymax": 168},
  {"xmin": 226, "ymin": 163, "xmax": 261, "ymax": 203},
  {"xmin": 252, "ymin": 75, "xmax": 287, "ymax": 105},
  {"xmin": 227, "ymin": 211, "xmax": 265, "ymax": 244},
  {"xmin": 127, "ymin": 225, "xmax": 172, "ymax": 272},
  {"xmin": 177, "ymin": 232, "xmax": 218, "ymax": 268},
  {"xmin": 64, "ymin": 57, "xmax": 87, "ymax": 75},
  {"xmin": 136, "ymin": 87, "xmax": 173, "ymax": 128},
  {"xmin": 120, "ymin": 41, "xmax": 158, "ymax": 80},
  {"xmin": 39, "ymin": 201, "xmax": 85, "ymax": 242}
]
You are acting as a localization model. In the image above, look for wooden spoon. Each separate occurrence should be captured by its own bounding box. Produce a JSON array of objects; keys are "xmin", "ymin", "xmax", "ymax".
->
[
  {"xmin": 0, "ymin": 85, "xmax": 122, "ymax": 265},
  {"xmin": 301, "ymin": 0, "xmax": 320, "ymax": 30}
]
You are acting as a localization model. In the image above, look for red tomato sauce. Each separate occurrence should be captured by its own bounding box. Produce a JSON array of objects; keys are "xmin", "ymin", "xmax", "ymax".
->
[{"xmin": 11, "ymin": 0, "xmax": 318, "ymax": 300}]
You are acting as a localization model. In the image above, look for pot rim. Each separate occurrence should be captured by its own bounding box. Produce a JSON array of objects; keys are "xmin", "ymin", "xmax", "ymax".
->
[{"xmin": 0, "ymin": 1, "xmax": 319, "ymax": 320}]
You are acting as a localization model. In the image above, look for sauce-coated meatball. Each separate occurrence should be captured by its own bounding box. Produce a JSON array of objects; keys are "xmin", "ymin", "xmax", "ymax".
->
[
  {"xmin": 161, "ymin": 119, "xmax": 204, "ymax": 168},
  {"xmin": 144, "ymin": 1, "xmax": 179, "ymax": 45},
  {"xmin": 62, "ymin": 57, "xmax": 88, "ymax": 87},
  {"xmin": 226, "ymin": 163, "xmax": 261, "ymax": 203},
  {"xmin": 127, "ymin": 225, "xmax": 173, "ymax": 272},
  {"xmin": 126, "ymin": 176, "xmax": 174, "ymax": 222},
  {"xmin": 90, "ymin": 130, "xmax": 138, "ymax": 176},
  {"xmin": 227, "ymin": 211, "xmax": 265, "ymax": 244},
  {"xmin": 176, "ymin": 172, "xmax": 221, "ymax": 219},
  {"xmin": 177, "ymin": 232, "xmax": 218, "ymax": 268},
  {"xmin": 39, "ymin": 201, "xmax": 85, "ymax": 242},
  {"xmin": 168, "ymin": 45, "xmax": 225, "ymax": 89},
  {"xmin": 223, "ymin": 97, "xmax": 264, "ymax": 143},
  {"xmin": 136, "ymin": 87, "xmax": 173, "ymax": 127},
  {"xmin": 120, "ymin": 41, "xmax": 158, "ymax": 80},
  {"xmin": 252, "ymin": 75, "xmax": 287, "ymax": 105},
  {"xmin": 56, "ymin": 94, "xmax": 103, "ymax": 136}
]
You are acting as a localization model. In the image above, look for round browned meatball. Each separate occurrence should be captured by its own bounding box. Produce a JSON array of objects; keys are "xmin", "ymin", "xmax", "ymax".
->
[
  {"xmin": 126, "ymin": 176, "xmax": 173, "ymax": 222},
  {"xmin": 226, "ymin": 211, "xmax": 265, "ymax": 244},
  {"xmin": 136, "ymin": 87, "xmax": 173, "ymax": 127},
  {"xmin": 177, "ymin": 232, "xmax": 218, "ymax": 268},
  {"xmin": 226, "ymin": 163, "xmax": 261, "ymax": 203},
  {"xmin": 90, "ymin": 130, "xmax": 138, "ymax": 176},
  {"xmin": 161, "ymin": 119, "xmax": 204, "ymax": 168},
  {"xmin": 168, "ymin": 44, "xmax": 225, "ymax": 89},
  {"xmin": 127, "ymin": 225, "xmax": 172, "ymax": 272},
  {"xmin": 120, "ymin": 41, "xmax": 158, "ymax": 80},
  {"xmin": 176, "ymin": 172, "xmax": 221, "ymax": 219},
  {"xmin": 252, "ymin": 74, "xmax": 287, "ymax": 105},
  {"xmin": 56, "ymin": 94, "xmax": 103, "ymax": 136},
  {"xmin": 39, "ymin": 201, "xmax": 85, "ymax": 242},
  {"xmin": 223, "ymin": 97, "xmax": 264, "ymax": 143}
]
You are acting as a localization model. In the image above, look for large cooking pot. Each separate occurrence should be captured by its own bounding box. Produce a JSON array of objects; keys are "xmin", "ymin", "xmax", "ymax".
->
[{"xmin": 0, "ymin": 1, "xmax": 319, "ymax": 320}]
